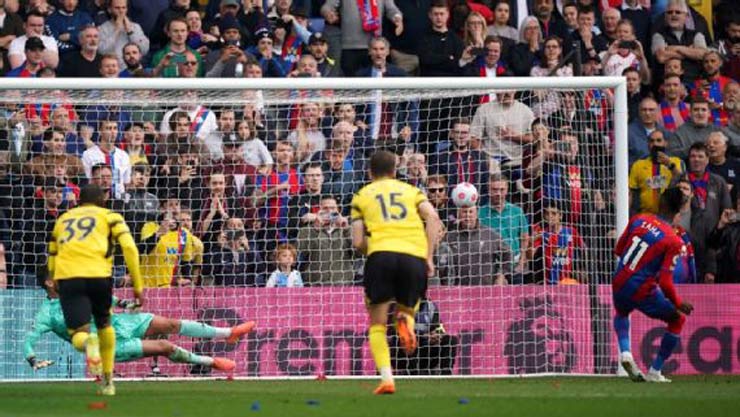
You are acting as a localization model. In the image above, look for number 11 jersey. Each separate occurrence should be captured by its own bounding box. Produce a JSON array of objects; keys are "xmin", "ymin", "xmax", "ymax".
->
[
  {"xmin": 612, "ymin": 213, "xmax": 685, "ymax": 303},
  {"xmin": 350, "ymin": 178, "xmax": 429, "ymax": 260},
  {"xmin": 49, "ymin": 205, "xmax": 131, "ymax": 280}
]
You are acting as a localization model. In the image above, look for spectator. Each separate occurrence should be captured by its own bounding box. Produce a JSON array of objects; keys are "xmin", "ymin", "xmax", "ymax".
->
[
  {"xmin": 0, "ymin": 2, "xmax": 24, "ymax": 75},
  {"xmin": 462, "ymin": 11, "xmax": 488, "ymax": 54},
  {"xmin": 122, "ymin": 122, "xmax": 149, "ymax": 165},
  {"xmin": 723, "ymin": 107, "xmax": 740, "ymax": 151},
  {"xmin": 462, "ymin": 36, "xmax": 509, "ymax": 105},
  {"xmin": 718, "ymin": 15, "xmax": 740, "ymax": 81},
  {"xmin": 123, "ymin": 163, "xmax": 159, "ymax": 216},
  {"xmin": 5, "ymin": 37, "xmax": 45, "ymax": 77},
  {"xmin": 418, "ymin": 0, "xmax": 463, "ymax": 77},
  {"xmin": 425, "ymin": 174, "xmax": 456, "ymax": 228},
  {"xmin": 202, "ymin": 217, "xmax": 265, "ymax": 287},
  {"xmin": 247, "ymin": 27, "xmax": 287, "ymax": 77},
  {"xmin": 623, "ymin": 67, "xmax": 647, "ymax": 123},
  {"xmin": 204, "ymin": 109, "xmax": 238, "ymax": 161},
  {"xmin": 46, "ymin": 0, "xmax": 93, "ymax": 56},
  {"xmin": 313, "ymin": 120, "xmax": 367, "ymax": 174},
  {"xmin": 444, "ymin": 204, "xmax": 512, "ymax": 285},
  {"xmin": 7, "ymin": 9, "xmax": 58, "ymax": 69},
  {"xmin": 151, "ymin": 0, "xmax": 189, "ymax": 50},
  {"xmin": 57, "ymin": 24, "xmax": 101, "ymax": 77},
  {"xmin": 404, "ymin": 152, "xmax": 428, "ymax": 190},
  {"xmin": 118, "ymin": 42, "xmax": 151, "ymax": 77},
  {"xmin": 382, "ymin": 0, "xmax": 429, "ymax": 76},
  {"xmin": 320, "ymin": 0, "xmax": 403, "ymax": 78},
  {"xmin": 98, "ymin": 53, "xmax": 120, "ymax": 78},
  {"xmin": 598, "ymin": 7, "xmax": 620, "ymax": 45},
  {"xmin": 708, "ymin": 200, "xmax": 740, "ymax": 283},
  {"xmin": 296, "ymin": 195, "xmax": 354, "ymax": 285},
  {"xmin": 24, "ymin": 128, "xmax": 84, "ymax": 180},
  {"xmin": 265, "ymin": 243, "xmax": 303, "ymax": 287},
  {"xmin": 628, "ymin": 97, "xmax": 669, "ymax": 166},
  {"xmin": 140, "ymin": 205, "xmax": 203, "ymax": 287},
  {"xmin": 287, "ymin": 53, "xmax": 319, "ymax": 78},
  {"xmin": 706, "ymin": 131, "xmax": 740, "ymax": 193},
  {"xmin": 286, "ymin": 163, "xmax": 324, "ymax": 237},
  {"xmin": 686, "ymin": 142, "xmax": 732, "ymax": 281},
  {"xmin": 209, "ymin": 130, "xmax": 258, "ymax": 199},
  {"xmin": 97, "ymin": 0, "xmax": 149, "ymax": 68},
  {"xmin": 274, "ymin": 6, "xmax": 312, "ymax": 69},
  {"xmin": 560, "ymin": 1, "xmax": 579, "ymax": 35},
  {"xmin": 528, "ymin": 36, "xmax": 572, "ymax": 118},
  {"xmin": 478, "ymin": 173, "xmax": 529, "ymax": 278},
  {"xmin": 151, "ymin": 17, "xmax": 203, "ymax": 78},
  {"xmin": 307, "ymin": 31, "xmax": 342, "ymax": 77},
  {"xmin": 629, "ymin": 130, "xmax": 684, "ymax": 215},
  {"xmin": 488, "ymin": 1, "xmax": 518, "ymax": 41},
  {"xmin": 611, "ymin": 19, "xmax": 651, "ymax": 84},
  {"xmin": 20, "ymin": 177, "xmax": 65, "ymax": 287},
  {"xmin": 330, "ymin": 104, "xmax": 372, "ymax": 158},
  {"xmin": 186, "ymin": 8, "xmax": 217, "ymax": 54},
  {"xmin": 89, "ymin": 163, "xmax": 125, "ymax": 211},
  {"xmin": 573, "ymin": 4, "xmax": 607, "ymax": 75},
  {"xmin": 389, "ymin": 298, "xmax": 459, "ymax": 375},
  {"xmin": 658, "ymin": 73, "xmax": 690, "ymax": 133},
  {"xmin": 668, "ymin": 96, "xmax": 721, "ymax": 160},
  {"xmin": 160, "ymin": 91, "xmax": 218, "ymax": 143},
  {"xmin": 287, "ymin": 102, "xmax": 327, "ymax": 164},
  {"xmin": 320, "ymin": 141, "xmax": 357, "ymax": 211},
  {"xmin": 197, "ymin": 170, "xmax": 243, "ymax": 248},
  {"xmin": 619, "ymin": 0, "xmax": 651, "ymax": 50},
  {"xmin": 530, "ymin": 201, "xmax": 586, "ymax": 284},
  {"xmin": 533, "ymin": 0, "xmax": 569, "ymax": 40},
  {"xmin": 238, "ymin": 119, "xmax": 273, "ymax": 173},
  {"xmin": 81, "ymin": 119, "xmax": 131, "ymax": 199},
  {"xmin": 429, "ymin": 117, "xmax": 489, "ymax": 199},
  {"xmin": 602, "ymin": 37, "xmax": 645, "ymax": 81},
  {"xmin": 254, "ymin": 140, "xmax": 302, "ymax": 251},
  {"xmin": 651, "ymin": 0, "xmax": 708, "ymax": 82},
  {"xmin": 693, "ymin": 50, "xmax": 733, "ymax": 127},
  {"xmin": 235, "ymin": 0, "xmax": 269, "ymax": 41},
  {"xmin": 153, "ymin": 143, "xmax": 207, "ymax": 216},
  {"xmin": 471, "ymin": 90, "xmax": 534, "ymax": 169},
  {"xmin": 204, "ymin": 15, "xmax": 250, "ymax": 78},
  {"xmin": 509, "ymin": 16, "xmax": 541, "ymax": 77}
]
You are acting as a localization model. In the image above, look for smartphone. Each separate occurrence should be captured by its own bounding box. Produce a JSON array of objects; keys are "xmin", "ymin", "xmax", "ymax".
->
[
  {"xmin": 618, "ymin": 40, "xmax": 636, "ymax": 50},
  {"xmin": 470, "ymin": 47, "xmax": 487, "ymax": 57},
  {"xmin": 730, "ymin": 212, "xmax": 739, "ymax": 223}
]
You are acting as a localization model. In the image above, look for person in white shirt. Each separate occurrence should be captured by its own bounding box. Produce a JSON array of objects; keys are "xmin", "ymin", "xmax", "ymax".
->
[
  {"xmin": 265, "ymin": 243, "xmax": 304, "ymax": 287},
  {"xmin": 81, "ymin": 119, "xmax": 131, "ymax": 199},
  {"xmin": 239, "ymin": 119, "xmax": 273, "ymax": 173},
  {"xmin": 7, "ymin": 10, "xmax": 59, "ymax": 69}
]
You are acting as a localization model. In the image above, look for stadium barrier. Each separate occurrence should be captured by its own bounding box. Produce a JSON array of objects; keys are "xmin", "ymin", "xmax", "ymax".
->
[{"xmin": 3, "ymin": 285, "xmax": 738, "ymax": 379}]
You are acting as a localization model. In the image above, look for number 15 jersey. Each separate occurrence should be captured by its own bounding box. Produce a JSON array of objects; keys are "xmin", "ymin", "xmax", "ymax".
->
[
  {"xmin": 351, "ymin": 178, "xmax": 429, "ymax": 259},
  {"xmin": 612, "ymin": 213, "xmax": 685, "ymax": 303},
  {"xmin": 49, "ymin": 205, "xmax": 131, "ymax": 280}
]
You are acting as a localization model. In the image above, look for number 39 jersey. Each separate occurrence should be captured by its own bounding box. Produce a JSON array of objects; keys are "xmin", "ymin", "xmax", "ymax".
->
[
  {"xmin": 612, "ymin": 213, "xmax": 685, "ymax": 302},
  {"xmin": 49, "ymin": 205, "xmax": 131, "ymax": 280},
  {"xmin": 350, "ymin": 178, "xmax": 429, "ymax": 259}
]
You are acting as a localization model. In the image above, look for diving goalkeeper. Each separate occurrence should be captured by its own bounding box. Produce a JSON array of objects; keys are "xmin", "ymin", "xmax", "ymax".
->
[{"xmin": 24, "ymin": 276, "xmax": 255, "ymax": 373}]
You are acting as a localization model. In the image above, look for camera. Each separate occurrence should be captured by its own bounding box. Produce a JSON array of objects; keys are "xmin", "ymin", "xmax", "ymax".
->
[
  {"xmin": 225, "ymin": 229, "xmax": 245, "ymax": 241},
  {"xmin": 729, "ymin": 211, "xmax": 739, "ymax": 223},
  {"xmin": 225, "ymin": 39, "xmax": 240, "ymax": 47},
  {"xmin": 470, "ymin": 47, "xmax": 487, "ymax": 57},
  {"xmin": 618, "ymin": 40, "xmax": 637, "ymax": 50}
]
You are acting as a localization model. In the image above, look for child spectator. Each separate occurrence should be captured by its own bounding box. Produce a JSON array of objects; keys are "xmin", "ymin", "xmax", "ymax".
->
[{"xmin": 265, "ymin": 243, "xmax": 303, "ymax": 287}]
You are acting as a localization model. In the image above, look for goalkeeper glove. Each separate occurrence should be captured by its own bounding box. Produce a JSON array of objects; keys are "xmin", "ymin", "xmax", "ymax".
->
[
  {"xmin": 116, "ymin": 298, "xmax": 142, "ymax": 311},
  {"xmin": 27, "ymin": 356, "xmax": 54, "ymax": 370}
]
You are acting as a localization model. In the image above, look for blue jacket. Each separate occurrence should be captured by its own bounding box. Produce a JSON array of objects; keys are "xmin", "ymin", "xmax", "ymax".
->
[{"xmin": 46, "ymin": 10, "xmax": 93, "ymax": 54}]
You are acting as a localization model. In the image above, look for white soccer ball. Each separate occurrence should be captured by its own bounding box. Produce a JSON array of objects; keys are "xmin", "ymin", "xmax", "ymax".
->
[{"xmin": 451, "ymin": 182, "xmax": 479, "ymax": 207}]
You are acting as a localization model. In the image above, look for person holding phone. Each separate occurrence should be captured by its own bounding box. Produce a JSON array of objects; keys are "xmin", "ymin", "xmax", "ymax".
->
[{"xmin": 628, "ymin": 130, "xmax": 684, "ymax": 216}]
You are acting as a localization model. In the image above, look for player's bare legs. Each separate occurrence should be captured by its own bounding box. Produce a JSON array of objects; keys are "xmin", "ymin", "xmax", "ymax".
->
[
  {"xmin": 141, "ymin": 339, "xmax": 235, "ymax": 372},
  {"xmin": 144, "ymin": 316, "xmax": 255, "ymax": 343},
  {"xmin": 367, "ymin": 301, "xmax": 395, "ymax": 395}
]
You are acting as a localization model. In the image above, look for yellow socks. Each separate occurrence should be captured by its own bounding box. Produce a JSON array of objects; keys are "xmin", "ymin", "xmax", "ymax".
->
[
  {"xmin": 71, "ymin": 332, "xmax": 89, "ymax": 352},
  {"xmin": 369, "ymin": 324, "xmax": 392, "ymax": 381},
  {"xmin": 98, "ymin": 326, "xmax": 116, "ymax": 383}
]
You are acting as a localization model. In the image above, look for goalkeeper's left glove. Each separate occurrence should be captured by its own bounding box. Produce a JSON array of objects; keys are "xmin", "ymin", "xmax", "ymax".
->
[
  {"xmin": 116, "ymin": 298, "xmax": 142, "ymax": 311},
  {"xmin": 26, "ymin": 356, "xmax": 55, "ymax": 370}
]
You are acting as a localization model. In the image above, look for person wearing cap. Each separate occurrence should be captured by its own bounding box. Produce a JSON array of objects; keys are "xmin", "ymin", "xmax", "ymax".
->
[
  {"xmin": 204, "ymin": 14, "xmax": 254, "ymax": 77},
  {"xmin": 5, "ymin": 36, "xmax": 46, "ymax": 77},
  {"xmin": 308, "ymin": 31, "xmax": 342, "ymax": 77},
  {"xmin": 97, "ymin": 0, "xmax": 149, "ymax": 68},
  {"xmin": 204, "ymin": 0, "xmax": 244, "ymax": 38},
  {"xmin": 320, "ymin": 0, "xmax": 403, "ymax": 78},
  {"xmin": 8, "ymin": 10, "xmax": 59, "ymax": 69},
  {"xmin": 247, "ymin": 27, "xmax": 288, "ymax": 77}
]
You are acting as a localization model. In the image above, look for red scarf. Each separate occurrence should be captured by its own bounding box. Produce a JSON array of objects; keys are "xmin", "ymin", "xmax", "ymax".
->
[
  {"xmin": 660, "ymin": 100, "xmax": 689, "ymax": 133},
  {"xmin": 357, "ymin": 0, "xmax": 380, "ymax": 35},
  {"xmin": 478, "ymin": 63, "xmax": 506, "ymax": 104},
  {"xmin": 688, "ymin": 171, "xmax": 709, "ymax": 209}
]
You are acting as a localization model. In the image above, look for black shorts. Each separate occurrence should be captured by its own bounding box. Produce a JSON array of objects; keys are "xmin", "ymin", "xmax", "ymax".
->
[
  {"xmin": 364, "ymin": 252, "xmax": 427, "ymax": 307},
  {"xmin": 57, "ymin": 278, "xmax": 113, "ymax": 330}
]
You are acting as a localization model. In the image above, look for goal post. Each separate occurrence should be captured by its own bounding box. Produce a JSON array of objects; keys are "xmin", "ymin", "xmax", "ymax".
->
[{"xmin": 0, "ymin": 76, "xmax": 628, "ymax": 380}]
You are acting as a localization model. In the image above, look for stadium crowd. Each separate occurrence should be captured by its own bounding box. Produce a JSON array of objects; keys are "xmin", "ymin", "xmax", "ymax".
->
[{"xmin": 1, "ymin": 0, "xmax": 739, "ymax": 289}]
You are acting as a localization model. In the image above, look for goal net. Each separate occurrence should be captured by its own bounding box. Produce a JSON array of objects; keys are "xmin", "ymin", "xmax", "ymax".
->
[{"xmin": 0, "ymin": 77, "xmax": 628, "ymax": 380}]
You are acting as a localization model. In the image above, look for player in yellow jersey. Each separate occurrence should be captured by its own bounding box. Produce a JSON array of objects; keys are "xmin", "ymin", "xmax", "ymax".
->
[
  {"xmin": 48, "ymin": 184, "xmax": 144, "ymax": 396},
  {"xmin": 350, "ymin": 150, "xmax": 443, "ymax": 395}
]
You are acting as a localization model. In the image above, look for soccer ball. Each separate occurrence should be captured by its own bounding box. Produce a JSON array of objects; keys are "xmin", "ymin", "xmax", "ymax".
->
[{"xmin": 451, "ymin": 182, "xmax": 479, "ymax": 207}]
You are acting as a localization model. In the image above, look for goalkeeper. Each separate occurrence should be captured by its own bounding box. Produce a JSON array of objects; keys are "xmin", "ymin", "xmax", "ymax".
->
[{"xmin": 24, "ymin": 275, "xmax": 255, "ymax": 373}]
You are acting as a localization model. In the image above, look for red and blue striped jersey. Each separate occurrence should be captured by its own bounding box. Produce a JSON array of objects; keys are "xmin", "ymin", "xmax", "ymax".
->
[
  {"xmin": 256, "ymin": 168, "xmax": 303, "ymax": 227},
  {"xmin": 673, "ymin": 225, "xmax": 697, "ymax": 284},
  {"xmin": 533, "ymin": 224, "xmax": 585, "ymax": 284},
  {"xmin": 612, "ymin": 214, "xmax": 685, "ymax": 304}
]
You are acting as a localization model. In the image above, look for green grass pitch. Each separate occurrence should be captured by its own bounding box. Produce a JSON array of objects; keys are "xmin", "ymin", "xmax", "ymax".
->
[{"xmin": 1, "ymin": 376, "xmax": 739, "ymax": 417}]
